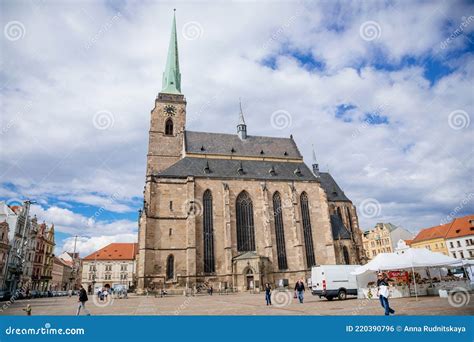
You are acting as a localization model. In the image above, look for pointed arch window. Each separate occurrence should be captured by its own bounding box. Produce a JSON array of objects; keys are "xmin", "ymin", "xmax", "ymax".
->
[
  {"xmin": 337, "ymin": 206, "xmax": 343, "ymax": 221},
  {"xmin": 236, "ymin": 191, "xmax": 255, "ymax": 252},
  {"xmin": 165, "ymin": 118, "xmax": 173, "ymax": 135},
  {"xmin": 347, "ymin": 207, "xmax": 353, "ymax": 231},
  {"xmin": 166, "ymin": 254, "xmax": 174, "ymax": 280},
  {"xmin": 342, "ymin": 246, "xmax": 350, "ymax": 265},
  {"xmin": 300, "ymin": 192, "xmax": 316, "ymax": 267},
  {"xmin": 203, "ymin": 190, "xmax": 215, "ymax": 273},
  {"xmin": 273, "ymin": 192, "xmax": 288, "ymax": 270}
]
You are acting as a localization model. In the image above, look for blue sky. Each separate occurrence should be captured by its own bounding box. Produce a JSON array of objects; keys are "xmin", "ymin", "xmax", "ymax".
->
[{"xmin": 1, "ymin": 0, "xmax": 473, "ymax": 256}]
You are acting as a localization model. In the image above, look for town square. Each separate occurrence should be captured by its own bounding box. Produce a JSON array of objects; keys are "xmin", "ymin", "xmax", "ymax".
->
[
  {"xmin": 1, "ymin": 291, "xmax": 473, "ymax": 316},
  {"xmin": 0, "ymin": 2, "xmax": 473, "ymax": 340}
]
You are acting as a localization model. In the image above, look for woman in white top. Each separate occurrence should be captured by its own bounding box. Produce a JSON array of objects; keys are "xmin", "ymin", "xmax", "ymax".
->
[{"xmin": 376, "ymin": 272, "xmax": 395, "ymax": 315}]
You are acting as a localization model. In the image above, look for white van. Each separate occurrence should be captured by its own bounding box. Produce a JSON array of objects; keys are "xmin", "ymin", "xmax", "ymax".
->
[{"xmin": 311, "ymin": 265, "xmax": 360, "ymax": 300}]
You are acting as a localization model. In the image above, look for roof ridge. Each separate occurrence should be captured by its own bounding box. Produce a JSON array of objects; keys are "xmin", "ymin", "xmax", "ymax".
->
[{"xmin": 185, "ymin": 130, "xmax": 294, "ymax": 141}]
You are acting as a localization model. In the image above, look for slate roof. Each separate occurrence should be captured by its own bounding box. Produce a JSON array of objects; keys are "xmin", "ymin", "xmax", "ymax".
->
[
  {"xmin": 330, "ymin": 214, "xmax": 352, "ymax": 240},
  {"xmin": 184, "ymin": 131, "xmax": 302, "ymax": 160},
  {"xmin": 319, "ymin": 172, "xmax": 350, "ymax": 202},
  {"xmin": 157, "ymin": 157, "xmax": 318, "ymax": 181},
  {"xmin": 374, "ymin": 222, "xmax": 399, "ymax": 232},
  {"xmin": 233, "ymin": 251, "xmax": 259, "ymax": 260}
]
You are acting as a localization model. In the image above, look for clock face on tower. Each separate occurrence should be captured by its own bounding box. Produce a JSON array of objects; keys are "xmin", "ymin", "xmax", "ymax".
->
[{"xmin": 163, "ymin": 104, "xmax": 176, "ymax": 116}]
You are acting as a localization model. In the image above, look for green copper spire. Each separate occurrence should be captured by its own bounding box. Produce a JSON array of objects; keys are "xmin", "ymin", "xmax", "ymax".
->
[{"xmin": 161, "ymin": 10, "xmax": 181, "ymax": 94}]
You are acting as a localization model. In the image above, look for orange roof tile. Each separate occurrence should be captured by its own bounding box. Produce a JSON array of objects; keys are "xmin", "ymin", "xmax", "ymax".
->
[
  {"xmin": 412, "ymin": 223, "xmax": 451, "ymax": 243},
  {"xmin": 404, "ymin": 239, "xmax": 414, "ymax": 246},
  {"xmin": 83, "ymin": 243, "xmax": 138, "ymax": 261},
  {"xmin": 445, "ymin": 215, "xmax": 474, "ymax": 239}
]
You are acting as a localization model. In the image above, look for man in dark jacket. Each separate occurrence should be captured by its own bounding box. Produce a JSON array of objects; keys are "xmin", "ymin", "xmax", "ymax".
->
[
  {"xmin": 294, "ymin": 279, "xmax": 305, "ymax": 303},
  {"xmin": 264, "ymin": 283, "xmax": 272, "ymax": 305},
  {"xmin": 76, "ymin": 285, "xmax": 91, "ymax": 316}
]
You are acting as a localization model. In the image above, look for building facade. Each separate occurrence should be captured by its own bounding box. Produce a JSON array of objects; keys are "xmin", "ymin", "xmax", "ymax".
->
[
  {"xmin": 411, "ymin": 223, "xmax": 450, "ymax": 255},
  {"xmin": 0, "ymin": 221, "xmax": 10, "ymax": 288},
  {"xmin": 137, "ymin": 13, "xmax": 366, "ymax": 293},
  {"xmin": 82, "ymin": 243, "xmax": 137, "ymax": 293},
  {"xmin": 4, "ymin": 203, "xmax": 36, "ymax": 292},
  {"xmin": 444, "ymin": 215, "xmax": 474, "ymax": 259},
  {"xmin": 362, "ymin": 223, "xmax": 414, "ymax": 259},
  {"xmin": 31, "ymin": 223, "xmax": 55, "ymax": 291},
  {"xmin": 51, "ymin": 256, "xmax": 74, "ymax": 291},
  {"xmin": 58, "ymin": 252, "xmax": 82, "ymax": 290}
]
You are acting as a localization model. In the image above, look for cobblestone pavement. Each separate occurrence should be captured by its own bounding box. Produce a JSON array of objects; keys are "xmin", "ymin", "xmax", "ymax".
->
[{"xmin": 1, "ymin": 293, "xmax": 473, "ymax": 316}]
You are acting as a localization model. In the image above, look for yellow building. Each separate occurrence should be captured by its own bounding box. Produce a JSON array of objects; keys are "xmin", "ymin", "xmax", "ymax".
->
[
  {"xmin": 410, "ymin": 223, "xmax": 450, "ymax": 255},
  {"xmin": 362, "ymin": 223, "xmax": 414, "ymax": 259}
]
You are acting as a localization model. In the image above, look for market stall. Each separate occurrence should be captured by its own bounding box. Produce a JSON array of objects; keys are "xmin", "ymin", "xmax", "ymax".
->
[{"xmin": 352, "ymin": 248, "xmax": 472, "ymax": 299}]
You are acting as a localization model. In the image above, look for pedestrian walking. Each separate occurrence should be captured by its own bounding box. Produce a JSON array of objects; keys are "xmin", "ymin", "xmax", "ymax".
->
[
  {"xmin": 294, "ymin": 279, "xmax": 305, "ymax": 303},
  {"xmin": 103, "ymin": 288, "xmax": 108, "ymax": 303},
  {"xmin": 76, "ymin": 285, "xmax": 91, "ymax": 316},
  {"xmin": 377, "ymin": 272, "xmax": 395, "ymax": 316},
  {"xmin": 23, "ymin": 304, "xmax": 32, "ymax": 316},
  {"xmin": 264, "ymin": 283, "xmax": 272, "ymax": 305}
]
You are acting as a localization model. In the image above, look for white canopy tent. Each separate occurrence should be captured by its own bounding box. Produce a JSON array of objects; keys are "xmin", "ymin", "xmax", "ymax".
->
[{"xmin": 352, "ymin": 248, "xmax": 468, "ymax": 299}]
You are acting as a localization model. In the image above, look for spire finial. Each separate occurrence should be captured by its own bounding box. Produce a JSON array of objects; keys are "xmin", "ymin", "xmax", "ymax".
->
[
  {"xmin": 237, "ymin": 98, "xmax": 247, "ymax": 139},
  {"xmin": 311, "ymin": 144, "xmax": 320, "ymax": 178},
  {"xmin": 161, "ymin": 11, "xmax": 181, "ymax": 94}
]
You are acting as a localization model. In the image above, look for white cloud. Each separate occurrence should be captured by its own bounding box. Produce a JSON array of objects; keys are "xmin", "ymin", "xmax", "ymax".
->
[
  {"xmin": 1, "ymin": 0, "xmax": 473, "ymax": 238},
  {"xmin": 60, "ymin": 234, "xmax": 137, "ymax": 258}
]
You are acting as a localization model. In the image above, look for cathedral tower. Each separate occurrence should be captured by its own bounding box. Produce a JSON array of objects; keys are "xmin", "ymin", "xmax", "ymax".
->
[{"xmin": 146, "ymin": 10, "xmax": 186, "ymax": 175}]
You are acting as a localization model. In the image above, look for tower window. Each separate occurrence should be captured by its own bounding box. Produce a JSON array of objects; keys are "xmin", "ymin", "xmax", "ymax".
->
[
  {"xmin": 165, "ymin": 118, "xmax": 173, "ymax": 135},
  {"xmin": 166, "ymin": 254, "xmax": 174, "ymax": 280}
]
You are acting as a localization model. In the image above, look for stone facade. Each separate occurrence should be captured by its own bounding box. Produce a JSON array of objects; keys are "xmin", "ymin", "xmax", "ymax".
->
[
  {"xmin": 329, "ymin": 202, "xmax": 365, "ymax": 264},
  {"xmin": 139, "ymin": 174, "xmax": 336, "ymax": 291},
  {"xmin": 136, "ymin": 14, "xmax": 365, "ymax": 293}
]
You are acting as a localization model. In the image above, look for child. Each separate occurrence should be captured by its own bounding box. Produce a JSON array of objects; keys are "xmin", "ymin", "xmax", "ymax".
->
[{"xmin": 23, "ymin": 304, "xmax": 32, "ymax": 316}]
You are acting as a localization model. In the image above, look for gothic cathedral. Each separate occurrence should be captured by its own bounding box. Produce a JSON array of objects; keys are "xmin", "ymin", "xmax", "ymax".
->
[{"xmin": 137, "ymin": 12, "xmax": 365, "ymax": 293}]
